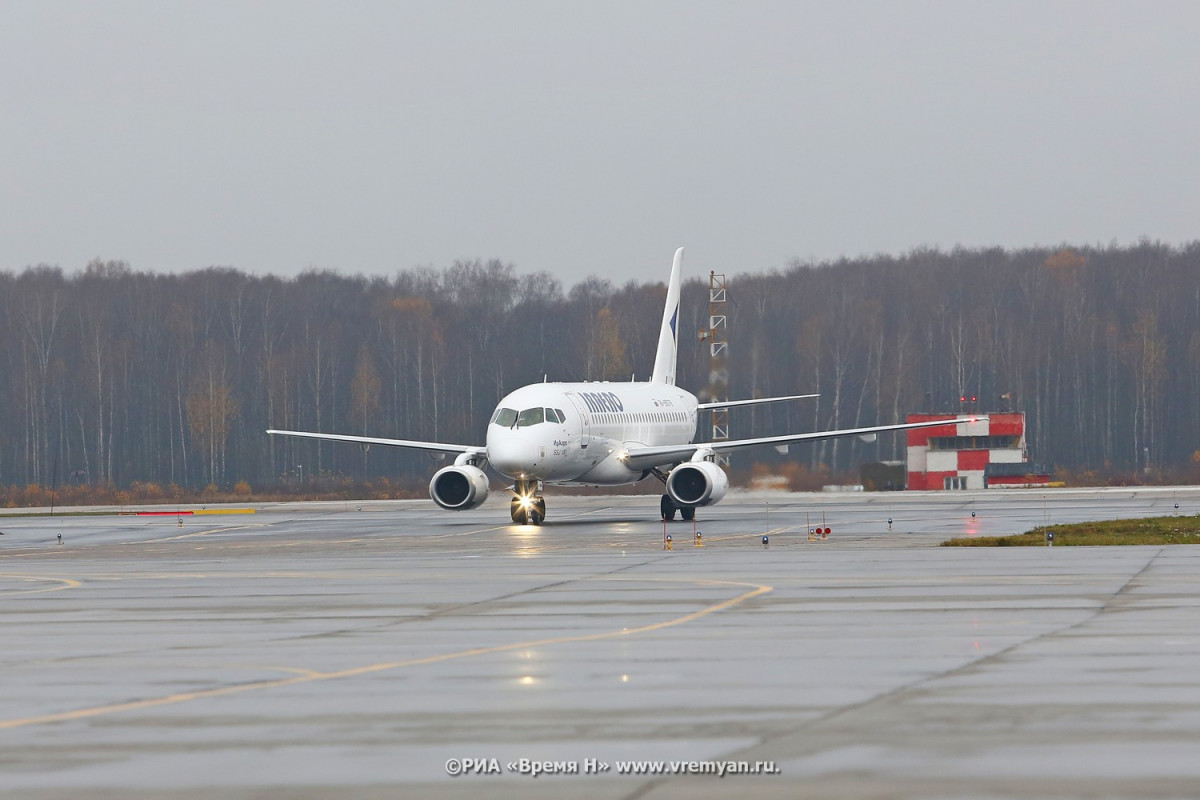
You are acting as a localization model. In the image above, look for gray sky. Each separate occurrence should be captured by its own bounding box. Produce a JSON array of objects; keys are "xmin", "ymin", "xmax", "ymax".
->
[{"xmin": 3, "ymin": 1, "xmax": 1198, "ymax": 286}]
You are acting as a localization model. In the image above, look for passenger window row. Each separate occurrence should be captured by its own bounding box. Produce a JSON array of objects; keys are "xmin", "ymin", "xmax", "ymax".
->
[
  {"xmin": 594, "ymin": 412, "xmax": 686, "ymax": 423},
  {"xmin": 490, "ymin": 406, "xmax": 689, "ymax": 427}
]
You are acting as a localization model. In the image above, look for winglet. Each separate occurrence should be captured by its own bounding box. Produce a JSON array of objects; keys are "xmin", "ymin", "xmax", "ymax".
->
[{"xmin": 650, "ymin": 247, "xmax": 684, "ymax": 385}]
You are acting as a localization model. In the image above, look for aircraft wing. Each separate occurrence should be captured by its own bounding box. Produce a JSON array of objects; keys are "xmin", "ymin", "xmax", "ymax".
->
[
  {"xmin": 266, "ymin": 429, "xmax": 486, "ymax": 457},
  {"xmin": 696, "ymin": 393, "xmax": 818, "ymax": 410},
  {"xmin": 621, "ymin": 417, "xmax": 985, "ymax": 472}
]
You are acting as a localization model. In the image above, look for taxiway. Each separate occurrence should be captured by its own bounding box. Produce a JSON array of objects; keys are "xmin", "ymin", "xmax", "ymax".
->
[{"xmin": 2, "ymin": 487, "xmax": 1200, "ymax": 799}]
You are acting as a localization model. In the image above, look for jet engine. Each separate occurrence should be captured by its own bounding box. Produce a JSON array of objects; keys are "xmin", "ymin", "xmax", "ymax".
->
[
  {"xmin": 666, "ymin": 461, "xmax": 728, "ymax": 507},
  {"xmin": 430, "ymin": 464, "xmax": 490, "ymax": 510}
]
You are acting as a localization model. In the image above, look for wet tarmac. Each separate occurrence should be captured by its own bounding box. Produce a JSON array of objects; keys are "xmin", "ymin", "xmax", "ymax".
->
[{"xmin": 2, "ymin": 486, "xmax": 1199, "ymax": 799}]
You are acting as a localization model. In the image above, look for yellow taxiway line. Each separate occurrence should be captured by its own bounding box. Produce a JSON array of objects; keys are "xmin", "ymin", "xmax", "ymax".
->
[{"xmin": 0, "ymin": 577, "xmax": 771, "ymax": 730}]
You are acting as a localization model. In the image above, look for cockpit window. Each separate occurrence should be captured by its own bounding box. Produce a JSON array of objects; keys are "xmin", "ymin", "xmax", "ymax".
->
[
  {"xmin": 491, "ymin": 407, "xmax": 518, "ymax": 427},
  {"xmin": 554, "ymin": 408, "xmax": 567, "ymax": 423},
  {"xmin": 545, "ymin": 408, "xmax": 561, "ymax": 423},
  {"xmin": 516, "ymin": 407, "xmax": 545, "ymax": 427}
]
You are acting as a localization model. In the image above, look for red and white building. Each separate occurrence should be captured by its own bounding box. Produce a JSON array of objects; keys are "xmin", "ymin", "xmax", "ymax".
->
[{"xmin": 905, "ymin": 412, "xmax": 1050, "ymax": 490}]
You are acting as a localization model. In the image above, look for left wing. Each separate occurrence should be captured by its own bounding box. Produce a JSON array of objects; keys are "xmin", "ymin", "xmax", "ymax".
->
[{"xmin": 622, "ymin": 417, "xmax": 984, "ymax": 472}]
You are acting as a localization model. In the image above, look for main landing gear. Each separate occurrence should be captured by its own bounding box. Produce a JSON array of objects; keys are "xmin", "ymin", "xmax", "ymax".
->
[
  {"xmin": 510, "ymin": 479, "xmax": 545, "ymax": 525},
  {"xmin": 653, "ymin": 467, "xmax": 695, "ymax": 522},
  {"xmin": 659, "ymin": 493, "xmax": 695, "ymax": 522}
]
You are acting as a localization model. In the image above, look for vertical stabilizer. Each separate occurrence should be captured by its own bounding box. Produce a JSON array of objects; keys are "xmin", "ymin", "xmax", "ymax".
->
[{"xmin": 650, "ymin": 247, "xmax": 684, "ymax": 385}]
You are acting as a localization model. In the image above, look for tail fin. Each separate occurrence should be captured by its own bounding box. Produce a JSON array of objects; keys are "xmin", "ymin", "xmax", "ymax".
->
[{"xmin": 650, "ymin": 247, "xmax": 684, "ymax": 385}]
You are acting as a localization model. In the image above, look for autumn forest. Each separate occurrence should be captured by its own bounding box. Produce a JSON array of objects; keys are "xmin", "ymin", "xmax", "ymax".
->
[{"xmin": 3, "ymin": 239, "xmax": 1199, "ymax": 501}]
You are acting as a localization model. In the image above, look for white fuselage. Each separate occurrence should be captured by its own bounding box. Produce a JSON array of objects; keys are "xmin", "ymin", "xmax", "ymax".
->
[{"xmin": 486, "ymin": 381, "xmax": 698, "ymax": 485}]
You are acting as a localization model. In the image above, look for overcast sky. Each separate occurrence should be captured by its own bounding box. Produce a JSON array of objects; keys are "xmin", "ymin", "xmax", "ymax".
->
[{"xmin": 3, "ymin": 1, "xmax": 1198, "ymax": 286}]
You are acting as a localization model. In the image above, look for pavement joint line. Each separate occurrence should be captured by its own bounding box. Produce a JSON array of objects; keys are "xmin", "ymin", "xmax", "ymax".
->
[
  {"xmin": 428, "ymin": 522, "xmax": 515, "ymax": 539},
  {"xmin": 134, "ymin": 523, "xmax": 267, "ymax": 544},
  {"xmin": 277, "ymin": 557, "xmax": 672, "ymax": 642},
  {"xmin": 0, "ymin": 577, "xmax": 772, "ymax": 731},
  {"xmin": 714, "ymin": 549, "xmax": 1171, "ymax": 768}
]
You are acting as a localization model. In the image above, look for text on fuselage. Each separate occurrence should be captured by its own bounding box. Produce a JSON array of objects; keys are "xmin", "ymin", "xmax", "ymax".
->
[{"xmin": 579, "ymin": 391, "xmax": 624, "ymax": 412}]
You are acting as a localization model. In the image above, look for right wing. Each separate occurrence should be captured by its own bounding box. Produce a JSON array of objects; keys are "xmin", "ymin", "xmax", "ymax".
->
[{"xmin": 266, "ymin": 429, "xmax": 486, "ymax": 458}]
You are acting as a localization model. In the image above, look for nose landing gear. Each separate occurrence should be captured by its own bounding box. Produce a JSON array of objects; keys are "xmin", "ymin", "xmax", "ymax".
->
[{"xmin": 511, "ymin": 479, "xmax": 545, "ymax": 525}]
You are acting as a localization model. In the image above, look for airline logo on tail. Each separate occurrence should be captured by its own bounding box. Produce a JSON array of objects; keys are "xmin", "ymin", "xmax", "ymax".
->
[{"xmin": 650, "ymin": 247, "xmax": 684, "ymax": 386}]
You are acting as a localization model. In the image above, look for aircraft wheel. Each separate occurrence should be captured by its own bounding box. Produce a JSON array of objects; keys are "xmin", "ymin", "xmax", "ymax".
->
[
  {"xmin": 660, "ymin": 494, "xmax": 677, "ymax": 522},
  {"xmin": 680, "ymin": 505, "xmax": 695, "ymax": 521},
  {"xmin": 511, "ymin": 497, "xmax": 544, "ymax": 525}
]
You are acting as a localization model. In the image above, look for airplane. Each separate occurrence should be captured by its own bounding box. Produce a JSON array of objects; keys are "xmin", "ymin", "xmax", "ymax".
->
[{"xmin": 268, "ymin": 248, "xmax": 982, "ymax": 525}]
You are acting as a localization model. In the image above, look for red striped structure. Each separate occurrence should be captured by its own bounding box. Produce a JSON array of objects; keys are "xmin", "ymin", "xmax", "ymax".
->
[{"xmin": 905, "ymin": 412, "xmax": 1049, "ymax": 490}]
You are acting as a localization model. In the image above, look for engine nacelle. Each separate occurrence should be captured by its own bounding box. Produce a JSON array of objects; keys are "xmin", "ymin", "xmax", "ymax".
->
[
  {"xmin": 430, "ymin": 464, "xmax": 490, "ymax": 510},
  {"xmin": 666, "ymin": 461, "xmax": 729, "ymax": 508}
]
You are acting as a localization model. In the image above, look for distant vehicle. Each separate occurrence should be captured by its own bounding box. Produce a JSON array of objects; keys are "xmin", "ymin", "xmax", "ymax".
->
[{"xmin": 269, "ymin": 248, "xmax": 978, "ymax": 524}]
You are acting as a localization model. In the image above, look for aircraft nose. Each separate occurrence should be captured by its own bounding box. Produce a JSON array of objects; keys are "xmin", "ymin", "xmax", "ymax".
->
[{"xmin": 487, "ymin": 430, "xmax": 537, "ymax": 477}]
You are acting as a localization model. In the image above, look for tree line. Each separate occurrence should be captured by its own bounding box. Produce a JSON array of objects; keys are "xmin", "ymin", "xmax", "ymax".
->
[{"xmin": 2, "ymin": 239, "xmax": 1198, "ymax": 493}]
